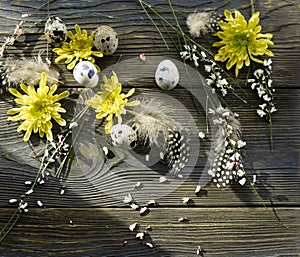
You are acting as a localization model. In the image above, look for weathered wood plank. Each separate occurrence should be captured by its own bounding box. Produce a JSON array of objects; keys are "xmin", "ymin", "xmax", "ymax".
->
[
  {"xmin": 0, "ymin": 0, "xmax": 298, "ymax": 89},
  {"xmin": 1, "ymin": 88, "xmax": 299, "ymax": 208},
  {"xmin": 0, "ymin": 207, "xmax": 299, "ymax": 256},
  {"xmin": 0, "ymin": 0, "xmax": 299, "ymax": 256}
]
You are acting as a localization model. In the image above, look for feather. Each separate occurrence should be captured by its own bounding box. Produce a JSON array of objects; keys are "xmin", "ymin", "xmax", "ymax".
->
[
  {"xmin": 129, "ymin": 98, "xmax": 189, "ymax": 173},
  {"xmin": 207, "ymin": 106, "xmax": 246, "ymax": 187},
  {"xmin": 130, "ymin": 98, "xmax": 181, "ymax": 147},
  {"xmin": 186, "ymin": 11, "xmax": 223, "ymax": 37},
  {"xmin": 1, "ymin": 53, "xmax": 60, "ymax": 87}
]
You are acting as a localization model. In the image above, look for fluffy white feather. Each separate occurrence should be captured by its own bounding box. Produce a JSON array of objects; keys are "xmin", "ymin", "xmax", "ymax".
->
[
  {"xmin": 130, "ymin": 98, "xmax": 181, "ymax": 147},
  {"xmin": 2, "ymin": 54, "xmax": 60, "ymax": 86},
  {"xmin": 186, "ymin": 12, "xmax": 213, "ymax": 37}
]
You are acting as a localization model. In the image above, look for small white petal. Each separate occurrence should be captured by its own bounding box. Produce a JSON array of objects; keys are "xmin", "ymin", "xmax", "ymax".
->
[
  {"xmin": 144, "ymin": 242, "xmax": 154, "ymax": 248},
  {"xmin": 129, "ymin": 223, "xmax": 138, "ymax": 231},
  {"xmin": 20, "ymin": 202, "xmax": 28, "ymax": 209},
  {"xmin": 136, "ymin": 232, "xmax": 144, "ymax": 240},
  {"xmin": 130, "ymin": 203, "xmax": 140, "ymax": 210},
  {"xmin": 237, "ymin": 169, "xmax": 244, "ymax": 177},
  {"xmin": 159, "ymin": 176, "xmax": 168, "ymax": 183},
  {"xmin": 257, "ymin": 109, "xmax": 266, "ymax": 117},
  {"xmin": 123, "ymin": 193, "xmax": 132, "ymax": 203},
  {"xmin": 9, "ymin": 199, "xmax": 18, "ymax": 204},
  {"xmin": 252, "ymin": 175, "xmax": 257, "ymax": 183},
  {"xmin": 133, "ymin": 182, "xmax": 143, "ymax": 190},
  {"xmin": 237, "ymin": 140, "xmax": 246, "ymax": 148},
  {"xmin": 145, "ymin": 154, "xmax": 150, "ymax": 162},
  {"xmin": 198, "ymin": 131, "xmax": 206, "ymax": 139},
  {"xmin": 197, "ymin": 245, "xmax": 205, "ymax": 255},
  {"xmin": 37, "ymin": 200, "xmax": 43, "ymax": 207},
  {"xmin": 194, "ymin": 185, "xmax": 201, "ymax": 194},
  {"xmin": 182, "ymin": 197, "xmax": 191, "ymax": 204},
  {"xmin": 39, "ymin": 179, "xmax": 45, "ymax": 185},
  {"xmin": 178, "ymin": 217, "xmax": 189, "ymax": 222},
  {"xmin": 139, "ymin": 206, "xmax": 149, "ymax": 215},
  {"xmin": 102, "ymin": 146, "xmax": 109, "ymax": 156},
  {"xmin": 69, "ymin": 122, "xmax": 78, "ymax": 129},
  {"xmin": 176, "ymin": 174, "xmax": 184, "ymax": 179},
  {"xmin": 270, "ymin": 106, "xmax": 277, "ymax": 113},
  {"xmin": 147, "ymin": 200, "xmax": 156, "ymax": 206},
  {"xmin": 25, "ymin": 189, "xmax": 33, "ymax": 195},
  {"xmin": 21, "ymin": 13, "xmax": 30, "ymax": 18},
  {"xmin": 139, "ymin": 53, "xmax": 146, "ymax": 62},
  {"xmin": 238, "ymin": 177, "xmax": 246, "ymax": 186}
]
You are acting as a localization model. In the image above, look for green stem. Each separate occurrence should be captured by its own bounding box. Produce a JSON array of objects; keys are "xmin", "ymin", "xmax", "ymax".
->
[
  {"xmin": 0, "ymin": 141, "xmax": 49, "ymax": 243},
  {"xmin": 140, "ymin": 0, "xmax": 174, "ymax": 30},
  {"xmin": 46, "ymin": 0, "xmax": 51, "ymax": 59},
  {"xmin": 244, "ymin": 169, "xmax": 286, "ymax": 228},
  {"xmin": 140, "ymin": 0, "xmax": 243, "ymax": 103},
  {"xmin": 139, "ymin": 0, "xmax": 169, "ymax": 50},
  {"xmin": 205, "ymin": 95, "xmax": 209, "ymax": 134},
  {"xmin": 250, "ymin": 0, "xmax": 255, "ymax": 14},
  {"xmin": 0, "ymin": 102, "xmax": 90, "ymax": 242},
  {"xmin": 231, "ymin": 91, "xmax": 248, "ymax": 104},
  {"xmin": 139, "ymin": 0, "xmax": 283, "ymax": 228},
  {"xmin": 0, "ymin": 209, "xmax": 21, "ymax": 242}
]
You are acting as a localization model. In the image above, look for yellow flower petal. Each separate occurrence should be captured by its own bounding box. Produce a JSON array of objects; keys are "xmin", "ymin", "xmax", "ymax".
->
[
  {"xmin": 86, "ymin": 72, "xmax": 139, "ymax": 134},
  {"xmin": 213, "ymin": 9, "xmax": 274, "ymax": 77},
  {"xmin": 67, "ymin": 59, "xmax": 78, "ymax": 70},
  {"xmin": 93, "ymin": 51, "xmax": 104, "ymax": 57},
  {"xmin": 24, "ymin": 128, "xmax": 32, "ymax": 141},
  {"xmin": 52, "ymin": 24, "xmax": 103, "ymax": 70},
  {"xmin": 8, "ymin": 88, "xmax": 23, "ymax": 98},
  {"xmin": 126, "ymin": 100, "xmax": 140, "ymax": 107},
  {"xmin": 7, "ymin": 72, "xmax": 69, "ymax": 141},
  {"xmin": 105, "ymin": 119, "xmax": 113, "ymax": 134},
  {"xmin": 7, "ymin": 108, "xmax": 20, "ymax": 115}
]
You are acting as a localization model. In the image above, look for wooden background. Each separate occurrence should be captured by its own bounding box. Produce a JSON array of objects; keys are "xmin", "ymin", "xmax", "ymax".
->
[{"xmin": 0, "ymin": 0, "xmax": 299, "ymax": 256}]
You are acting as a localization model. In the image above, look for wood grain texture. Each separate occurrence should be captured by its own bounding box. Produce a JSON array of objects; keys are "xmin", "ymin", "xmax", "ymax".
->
[
  {"xmin": 0, "ymin": 207, "xmax": 299, "ymax": 257},
  {"xmin": 0, "ymin": 0, "xmax": 299, "ymax": 256}
]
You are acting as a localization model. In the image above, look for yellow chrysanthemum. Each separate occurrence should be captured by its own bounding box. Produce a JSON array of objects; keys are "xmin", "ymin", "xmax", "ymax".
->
[
  {"xmin": 86, "ymin": 71, "xmax": 140, "ymax": 134},
  {"xmin": 7, "ymin": 72, "xmax": 70, "ymax": 142},
  {"xmin": 53, "ymin": 24, "xmax": 103, "ymax": 70},
  {"xmin": 213, "ymin": 10, "xmax": 274, "ymax": 77}
]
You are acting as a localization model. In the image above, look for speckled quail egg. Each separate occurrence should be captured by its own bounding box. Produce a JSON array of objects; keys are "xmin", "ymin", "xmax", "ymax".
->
[
  {"xmin": 73, "ymin": 61, "xmax": 99, "ymax": 88},
  {"xmin": 93, "ymin": 25, "xmax": 118, "ymax": 56},
  {"xmin": 44, "ymin": 16, "xmax": 67, "ymax": 45},
  {"xmin": 110, "ymin": 124, "xmax": 136, "ymax": 148},
  {"xmin": 155, "ymin": 60, "xmax": 179, "ymax": 90}
]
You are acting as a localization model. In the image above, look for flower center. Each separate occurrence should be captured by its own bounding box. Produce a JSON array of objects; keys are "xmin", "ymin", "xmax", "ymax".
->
[
  {"xmin": 74, "ymin": 38, "xmax": 89, "ymax": 49},
  {"xmin": 103, "ymin": 92, "xmax": 125, "ymax": 113},
  {"xmin": 30, "ymin": 99, "xmax": 51, "ymax": 119},
  {"xmin": 233, "ymin": 32, "xmax": 253, "ymax": 50},
  {"xmin": 71, "ymin": 37, "xmax": 93, "ymax": 58}
]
